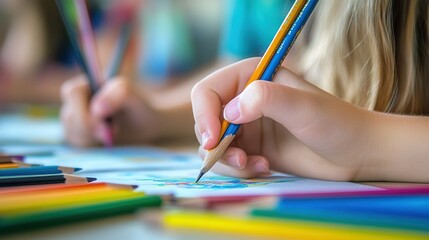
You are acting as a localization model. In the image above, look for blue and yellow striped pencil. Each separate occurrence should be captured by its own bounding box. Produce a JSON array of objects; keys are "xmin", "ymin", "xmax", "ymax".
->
[{"xmin": 196, "ymin": 0, "xmax": 319, "ymax": 182}]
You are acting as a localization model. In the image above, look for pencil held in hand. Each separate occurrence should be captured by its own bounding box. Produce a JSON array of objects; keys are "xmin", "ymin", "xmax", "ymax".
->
[{"xmin": 195, "ymin": 0, "xmax": 319, "ymax": 182}]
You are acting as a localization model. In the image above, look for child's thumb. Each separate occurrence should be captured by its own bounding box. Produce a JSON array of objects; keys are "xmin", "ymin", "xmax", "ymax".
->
[{"xmin": 223, "ymin": 80, "xmax": 321, "ymax": 131}]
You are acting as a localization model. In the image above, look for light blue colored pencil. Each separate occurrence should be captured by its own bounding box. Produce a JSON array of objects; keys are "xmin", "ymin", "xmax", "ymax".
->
[{"xmin": 0, "ymin": 166, "xmax": 82, "ymax": 177}]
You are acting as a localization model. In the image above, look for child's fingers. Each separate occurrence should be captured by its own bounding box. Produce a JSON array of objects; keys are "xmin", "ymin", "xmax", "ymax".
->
[
  {"xmin": 224, "ymin": 80, "xmax": 327, "ymax": 127},
  {"xmin": 198, "ymin": 146, "xmax": 248, "ymax": 169},
  {"xmin": 211, "ymin": 155, "xmax": 270, "ymax": 179},
  {"xmin": 90, "ymin": 76, "xmax": 130, "ymax": 119},
  {"xmin": 198, "ymin": 145, "xmax": 271, "ymax": 179},
  {"xmin": 224, "ymin": 80, "xmax": 360, "ymax": 154},
  {"xmin": 60, "ymin": 77, "xmax": 95, "ymax": 146},
  {"xmin": 191, "ymin": 58, "xmax": 260, "ymax": 150},
  {"xmin": 192, "ymin": 84, "xmax": 222, "ymax": 150},
  {"xmin": 60, "ymin": 75, "xmax": 89, "ymax": 104}
]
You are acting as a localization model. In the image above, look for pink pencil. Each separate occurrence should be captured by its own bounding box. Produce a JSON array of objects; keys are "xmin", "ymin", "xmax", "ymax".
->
[{"xmin": 75, "ymin": 0, "xmax": 113, "ymax": 147}]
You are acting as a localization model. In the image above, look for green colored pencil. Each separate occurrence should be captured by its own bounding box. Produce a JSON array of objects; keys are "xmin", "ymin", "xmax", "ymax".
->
[{"xmin": 0, "ymin": 195, "xmax": 162, "ymax": 234}]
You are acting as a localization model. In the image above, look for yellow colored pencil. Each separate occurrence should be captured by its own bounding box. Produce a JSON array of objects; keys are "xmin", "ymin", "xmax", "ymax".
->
[
  {"xmin": 0, "ymin": 184, "xmax": 118, "ymax": 203},
  {"xmin": 0, "ymin": 163, "xmax": 19, "ymax": 169},
  {"xmin": 163, "ymin": 211, "xmax": 429, "ymax": 240},
  {"xmin": 0, "ymin": 188, "xmax": 144, "ymax": 216}
]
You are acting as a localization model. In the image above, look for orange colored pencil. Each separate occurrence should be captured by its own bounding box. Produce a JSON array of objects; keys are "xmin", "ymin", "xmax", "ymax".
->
[
  {"xmin": 0, "ymin": 182, "xmax": 135, "ymax": 195},
  {"xmin": 219, "ymin": 0, "xmax": 306, "ymax": 137},
  {"xmin": 0, "ymin": 185, "xmax": 123, "ymax": 204},
  {"xmin": 0, "ymin": 163, "xmax": 19, "ymax": 169}
]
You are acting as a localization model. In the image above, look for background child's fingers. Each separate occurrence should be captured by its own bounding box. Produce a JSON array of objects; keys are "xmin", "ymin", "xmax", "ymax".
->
[
  {"xmin": 91, "ymin": 76, "xmax": 130, "ymax": 119},
  {"xmin": 60, "ymin": 76, "xmax": 98, "ymax": 147},
  {"xmin": 60, "ymin": 75, "xmax": 88, "ymax": 102}
]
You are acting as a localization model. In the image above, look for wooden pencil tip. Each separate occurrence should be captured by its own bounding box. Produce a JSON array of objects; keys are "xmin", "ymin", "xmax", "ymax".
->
[
  {"xmin": 195, "ymin": 171, "xmax": 205, "ymax": 183},
  {"xmin": 87, "ymin": 177, "xmax": 97, "ymax": 183}
]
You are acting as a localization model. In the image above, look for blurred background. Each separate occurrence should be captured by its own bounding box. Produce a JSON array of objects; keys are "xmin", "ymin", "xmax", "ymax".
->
[
  {"xmin": 0, "ymin": 0, "xmax": 224, "ymax": 104},
  {"xmin": 0, "ymin": 0, "xmax": 293, "ymax": 104},
  {"xmin": 0, "ymin": 0, "xmax": 293, "ymax": 145}
]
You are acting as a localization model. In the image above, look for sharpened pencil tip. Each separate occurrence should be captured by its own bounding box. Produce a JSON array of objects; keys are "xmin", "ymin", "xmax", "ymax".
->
[
  {"xmin": 195, "ymin": 171, "xmax": 205, "ymax": 183},
  {"xmin": 87, "ymin": 177, "xmax": 97, "ymax": 182}
]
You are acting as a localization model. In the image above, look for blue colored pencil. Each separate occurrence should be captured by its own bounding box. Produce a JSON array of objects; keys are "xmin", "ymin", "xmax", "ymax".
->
[
  {"xmin": 196, "ymin": 0, "xmax": 319, "ymax": 182},
  {"xmin": 0, "ymin": 166, "xmax": 82, "ymax": 177},
  {"xmin": 222, "ymin": 0, "xmax": 319, "ymax": 137},
  {"xmin": 0, "ymin": 174, "xmax": 96, "ymax": 187}
]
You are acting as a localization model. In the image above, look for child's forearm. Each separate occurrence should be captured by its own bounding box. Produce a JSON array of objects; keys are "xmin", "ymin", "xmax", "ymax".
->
[{"xmin": 357, "ymin": 111, "xmax": 429, "ymax": 182}]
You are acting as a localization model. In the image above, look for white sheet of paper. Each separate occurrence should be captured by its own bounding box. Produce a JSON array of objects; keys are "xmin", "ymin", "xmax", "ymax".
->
[{"xmin": 78, "ymin": 169, "xmax": 380, "ymax": 198}]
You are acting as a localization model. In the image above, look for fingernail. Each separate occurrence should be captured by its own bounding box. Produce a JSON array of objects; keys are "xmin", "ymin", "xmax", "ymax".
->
[
  {"xmin": 254, "ymin": 161, "xmax": 269, "ymax": 173},
  {"xmin": 201, "ymin": 131, "xmax": 210, "ymax": 148},
  {"xmin": 224, "ymin": 97, "xmax": 240, "ymax": 122}
]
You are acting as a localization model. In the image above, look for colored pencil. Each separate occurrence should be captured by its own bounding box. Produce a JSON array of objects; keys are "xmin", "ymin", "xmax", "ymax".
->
[
  {"xmin": 0, "ymin": 166, "xmax": 81, "ymax": 177},
  {"xmin": 0, "ymin": 182, "xmax": 135, "ymax": 195},
  {"xmin": 75, "ymin": 0, "xmax": 104, "ymax": 88},
  {"xmin": 0, "ymin": 174, "xmax": 96, "ymax": 187},
  {"xmin": 0, "ymin": 163, "xmax": 19, "ymax": 169},
  {"xmin": 0, "ymin": 188, "xmax": 142, "ymax": 215},
  {"xmin": 56, "ymin": 0, "xmax": 98, "ymax": 93},
  {"xmin": 196, "ymin": 0, "xmax": 318, "ymax": 182},
  {"xmin": 251, "ymin": 195, "xmax": 429, "ymax": 234},
  {"xmin": 0, "ymin": 195, "xmax": 162, "ymax": 234},
  {"xmin": 106, "ymin": 22, "xmax": 133, "ymax": 79},
  {"xmin": 56, "ymin": 0, "xmax": 111, "ymax": 145},
  {"xmin": 56, "ymin": 0, "xmax": 133, "ymax": 147},
  {"xmin": 162, "ymin": 210, "xmax": 429, "ymax": 240}
]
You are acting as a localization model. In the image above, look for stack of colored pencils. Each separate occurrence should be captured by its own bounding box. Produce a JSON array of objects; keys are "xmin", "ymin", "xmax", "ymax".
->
[
  {"xmin": 160, "ymin": 187, "xmax": 429, "ymax": 240},
  {"xmin": 0, "ymin": 155, "xmax": 91, "ymax": 187},
  {"xmin": 0, "ymin": 183, "xmax": 162, "ymax": 234}
]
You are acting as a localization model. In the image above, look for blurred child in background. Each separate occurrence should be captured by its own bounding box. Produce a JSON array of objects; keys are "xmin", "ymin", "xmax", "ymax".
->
[{"xmin": 60, "ymin": 0, "xmax": 293, "ymax": 147}]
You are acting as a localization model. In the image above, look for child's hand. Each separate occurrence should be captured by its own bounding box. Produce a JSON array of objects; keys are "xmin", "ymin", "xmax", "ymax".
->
[
  {"xmin": 192, "ymin": 58, "xmax": 372, "ymax": 181},
  {"xmin": 60, "ymin": 75, "xmax": 164, "ymax": 147}
]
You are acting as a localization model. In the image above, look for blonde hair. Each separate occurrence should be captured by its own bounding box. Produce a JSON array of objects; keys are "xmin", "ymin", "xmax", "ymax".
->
[{"xmin": 301, "ymin": 0, "xmax": 429, "ymax": 114}]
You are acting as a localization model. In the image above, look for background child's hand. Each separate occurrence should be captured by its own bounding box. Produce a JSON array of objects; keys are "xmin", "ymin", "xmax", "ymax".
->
[
  {"xmin": 60, "ymin": 75, "xmax": 165, "ymax": 147},
  {"xmin": 192, "ymin": 58, "xmax": 372, "ymax": 181}
]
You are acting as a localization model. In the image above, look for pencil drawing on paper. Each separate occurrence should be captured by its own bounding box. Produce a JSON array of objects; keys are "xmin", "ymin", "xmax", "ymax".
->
[{"xmin": 136, "ymin": 176, "xmax": 298, "ymax": 190}]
